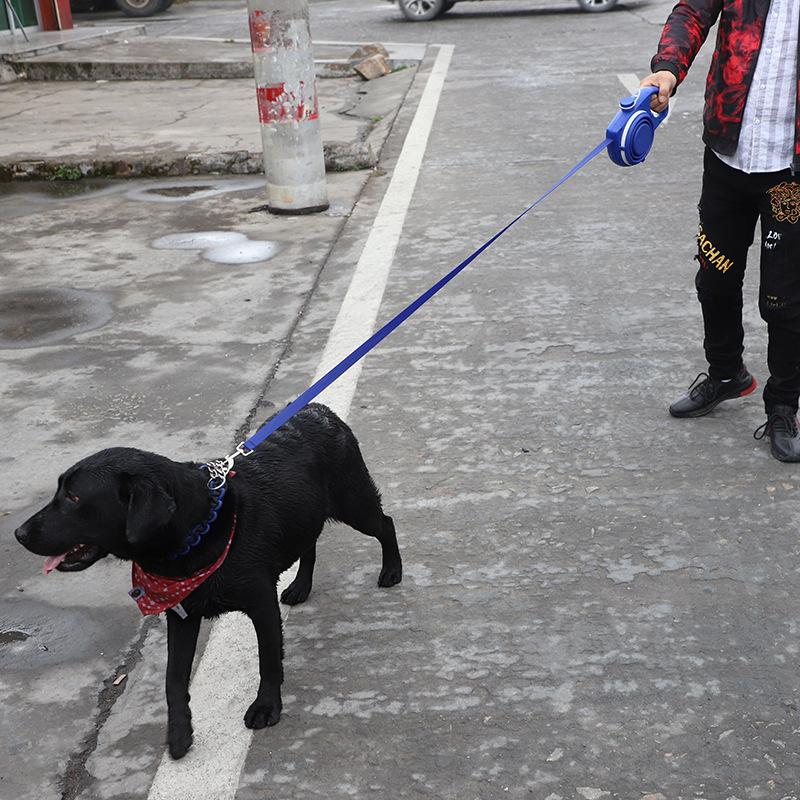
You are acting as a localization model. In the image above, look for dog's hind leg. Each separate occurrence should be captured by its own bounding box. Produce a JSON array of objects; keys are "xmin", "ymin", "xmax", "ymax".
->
[
  {"xmin": 334, "ymin": 469, "xmax": 402, "ymax": 588},
  {"xmin": 371, "ymin": 512, "xmax": 403, "ymax": 588},
  {"xmin": 280, "ymin": 544, "xmax": 316, "ymax": 605},
  {"xmin": 244, "ymin": 594, "xmax": 284, "ymax": 730},
  {"xmin": 165, "ymin": 611, "xmax": 202, "ymax": 760}
]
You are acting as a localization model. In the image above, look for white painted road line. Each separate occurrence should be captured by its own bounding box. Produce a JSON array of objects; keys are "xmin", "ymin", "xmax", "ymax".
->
[
  {"xmin": 617, "ymin": 72, "xmax": 640, "ymax": 96},
  {"xmin": 146, "ymin": 43, "xmax": 454, "ymax": 800},
  {"xmin": 315, "ymin": 44, "xmax": 455, "ymax": 417}
]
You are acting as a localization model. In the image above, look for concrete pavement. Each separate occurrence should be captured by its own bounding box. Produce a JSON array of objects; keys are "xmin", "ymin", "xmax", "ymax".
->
[
  {"xmin": 4, "ymin": 0, "xmax": 800, "ymax": 798},
  {"xmin": 0, "ymin": 23, "xmax": 423, "ymax": 178},
  {"xmin": 0, "ymin": 71, "xmax": 416, "ymax": 178}
]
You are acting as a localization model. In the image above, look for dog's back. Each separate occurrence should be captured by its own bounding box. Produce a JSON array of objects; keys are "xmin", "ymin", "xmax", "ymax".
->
[{"xmin": 246, "ymin": 402, "xmax": 380, "ymax": 519}]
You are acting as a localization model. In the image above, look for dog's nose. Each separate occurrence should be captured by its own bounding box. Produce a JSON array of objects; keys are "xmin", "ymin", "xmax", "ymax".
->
[{"xmin": 14, "ymin": 524, "xmax": 30, "ymax": 546}]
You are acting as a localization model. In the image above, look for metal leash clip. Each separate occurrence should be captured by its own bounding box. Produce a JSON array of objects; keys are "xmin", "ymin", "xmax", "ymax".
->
[{"xmin": 203, "ymin": 442, "xmax": 254, "ymax": 491}]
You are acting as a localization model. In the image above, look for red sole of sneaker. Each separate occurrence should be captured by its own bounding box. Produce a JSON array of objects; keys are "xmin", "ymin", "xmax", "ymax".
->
[{"xmin": 739, "ymin": 378, "xmax": 758, "ymax": 397}]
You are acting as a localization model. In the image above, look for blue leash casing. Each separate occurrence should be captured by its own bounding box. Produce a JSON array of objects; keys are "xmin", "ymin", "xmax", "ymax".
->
[{"xmin": 606, "ymin": 85, "xmax": 668, "ymax": 167}]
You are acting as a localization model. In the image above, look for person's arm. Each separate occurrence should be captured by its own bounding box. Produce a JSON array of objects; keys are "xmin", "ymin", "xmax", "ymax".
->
[{"xmin": 640, "ymin": 0, "xmax": 723, "ymax": 112}]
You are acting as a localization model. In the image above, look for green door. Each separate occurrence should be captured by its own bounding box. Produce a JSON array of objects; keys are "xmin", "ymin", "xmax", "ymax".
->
[{"xmin": 0, "ymin": 0, "xmax": 38, "ymax": 30}]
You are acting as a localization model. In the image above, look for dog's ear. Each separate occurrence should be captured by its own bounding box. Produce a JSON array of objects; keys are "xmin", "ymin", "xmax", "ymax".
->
[{"xmin": 123, "ymin": 476, "xmax": 177, "ymax": 548}]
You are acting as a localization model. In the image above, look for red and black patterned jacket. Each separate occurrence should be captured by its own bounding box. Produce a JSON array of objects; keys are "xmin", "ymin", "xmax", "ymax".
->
[{"xmin": 651, "ymin": 0, "xmax": 800, "ymax": 171}]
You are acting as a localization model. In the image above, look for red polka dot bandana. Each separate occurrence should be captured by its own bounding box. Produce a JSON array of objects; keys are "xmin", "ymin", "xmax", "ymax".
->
[{"xmin": 129, "ymin": 515, "xmax": 236, "ymax": 616}]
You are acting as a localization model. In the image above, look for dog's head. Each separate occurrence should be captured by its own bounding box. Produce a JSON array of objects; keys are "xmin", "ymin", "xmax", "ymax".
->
[{"xmin": 15, "ymin": 447, "xmax": 182, "ymax": 574}]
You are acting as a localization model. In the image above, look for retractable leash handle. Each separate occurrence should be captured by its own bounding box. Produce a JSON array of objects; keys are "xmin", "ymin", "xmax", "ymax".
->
[
  {"xmin": 214, "ymin": 88, "xmax": 667, "ymax": 473},
  {"xmin": 606, "ymin": 85, "xmax": 669, "ymax": 167}
]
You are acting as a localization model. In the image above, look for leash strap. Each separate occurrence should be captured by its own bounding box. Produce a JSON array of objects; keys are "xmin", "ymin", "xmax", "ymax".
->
[{"xmin": 240, "ymin": 136, "xmax": 613, "ymax": 453}]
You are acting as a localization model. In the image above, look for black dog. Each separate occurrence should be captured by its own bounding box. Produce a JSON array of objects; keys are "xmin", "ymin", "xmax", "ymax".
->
[{"xmin": 15, "ymin": 403, "xmax": 402, "ymax": 759}]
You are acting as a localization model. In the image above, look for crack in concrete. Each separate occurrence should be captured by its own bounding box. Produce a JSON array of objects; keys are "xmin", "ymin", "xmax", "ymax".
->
[
  {"xmin": 58, "ymin": 616, "xmax": 160, "ymax": 800},
  {"xmin": 160, "ymin": 96, "xmax": 213, "ymax": 128},
  {"xmin": 0, "ymin": 108, "xmax": 34, "ymax": 122},
  {"xmin": 0, "ymin": 86, "xmax": 64, "ymax": 121}
]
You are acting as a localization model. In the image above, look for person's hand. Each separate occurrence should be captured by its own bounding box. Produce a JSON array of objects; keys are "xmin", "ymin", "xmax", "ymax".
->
[{"xmin": 639, "ymin": 71, "xmax": 677, "ymax": 113}]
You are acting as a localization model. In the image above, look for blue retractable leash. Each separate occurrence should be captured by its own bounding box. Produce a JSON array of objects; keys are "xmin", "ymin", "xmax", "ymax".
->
[
  {"xmin": 606, "ymin": 85, "xmax": 670, "ymax": 166},
  {"xmin": 207, "ymin": 86, "xmax": 669, "ymax": 484}
]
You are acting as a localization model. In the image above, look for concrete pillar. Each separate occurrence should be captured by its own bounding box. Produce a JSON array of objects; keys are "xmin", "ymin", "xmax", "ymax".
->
[{"xmin": 246, "ymin": 0, "xmax": 329, "ymax": 214}]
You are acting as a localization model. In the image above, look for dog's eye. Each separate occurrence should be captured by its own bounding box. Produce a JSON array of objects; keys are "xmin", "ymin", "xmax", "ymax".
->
[{"xmin": 65, "ymin": 493, "xmax": 80, "ymax": 504}]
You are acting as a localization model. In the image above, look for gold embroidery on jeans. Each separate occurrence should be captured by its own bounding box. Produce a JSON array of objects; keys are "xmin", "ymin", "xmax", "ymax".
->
[
  {"xmin": 768, "ymin": 181, "xmax": 800, "ymax": 224},
  {"xmin": 696, "ymin": 224, "xmax": 733, "ymax": 273}
]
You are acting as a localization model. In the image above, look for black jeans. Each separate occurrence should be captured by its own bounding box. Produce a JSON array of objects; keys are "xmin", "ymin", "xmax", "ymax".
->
[{"xmin": 696, "ymin": 147, "xmax": 800, "ymax": 412}]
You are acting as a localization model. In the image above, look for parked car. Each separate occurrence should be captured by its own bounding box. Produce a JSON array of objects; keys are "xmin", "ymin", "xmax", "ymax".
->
[
  {"xmin": 396, "ymin": 0, "xmax": 616, "ymax": 19},
  {"xmin": 115, "ymin": 0, "xmax": 172, "ymax": 15},
  {"xmin": 70, "ymin": 0, "xmax": 172, "ymax": 18}
]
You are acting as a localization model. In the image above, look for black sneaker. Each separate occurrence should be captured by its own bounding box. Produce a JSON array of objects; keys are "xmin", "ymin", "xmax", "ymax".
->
[
  {"xmin": 754, "ymin": 405, "xmax": 800, "ymax": 462},
  {"xmin": 669, "ymin": 367, "xmax": 757, "ymax": 418}
]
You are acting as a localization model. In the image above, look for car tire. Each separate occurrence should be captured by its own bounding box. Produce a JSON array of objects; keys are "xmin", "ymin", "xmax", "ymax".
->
[
  {"xmin": 114, "ymin": 0, "xmax": 162, "ymax": 16},
  {"xmin": 576, "ymin": 0, "xmax": 618, "ymax": 11},
  {"xmin": 159, "ymin": 0, "xmax": 174, "ymax": 9},
  {"xmin": 399, "ymin": 0, "xmax": 447, "ymax": 21}
]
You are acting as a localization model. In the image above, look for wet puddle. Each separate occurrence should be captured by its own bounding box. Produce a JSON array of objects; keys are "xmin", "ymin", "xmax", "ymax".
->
[
  {"xmin": 0, "ymin": 630, "xmax": 30, "ymax": 645},
  {"xmin": 0, "ymin": 179, "xmax": 123, "ymax": 218},
  {"xmin": 25, "ymin": 181, "xmax": 116, "ymax": 200},
  {"xmin": 126, "ymin": 177, "xmax": 262, "ymax": 204},
  {"xmin": 0, "ymin": 287, "xmax": 113, "ymax": 349},
  {"xmin": 0, "ymin": 176, "xmax": 263, "ymax": 220},
  {"xmin": 0, "ymin": 599, "xmax": 112, "ymax": 669},
  {"xmin": 144, "ymin": 185, "xmax": 214, "ymax": 198}
]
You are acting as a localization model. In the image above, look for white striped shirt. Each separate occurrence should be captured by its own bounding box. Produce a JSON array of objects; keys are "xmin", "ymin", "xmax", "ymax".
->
[{"xmin": 715, "ymin": 0, "xmax": 800, "ymax": 173}]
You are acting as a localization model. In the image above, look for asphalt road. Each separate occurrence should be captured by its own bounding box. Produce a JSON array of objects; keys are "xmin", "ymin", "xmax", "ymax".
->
[{"xmin": 3, "ymin": 1, "xmax": 800, "ymax": 799}]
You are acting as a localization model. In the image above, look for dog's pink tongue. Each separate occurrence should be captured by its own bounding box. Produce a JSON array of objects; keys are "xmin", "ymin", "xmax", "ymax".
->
[{"xmin": 43, "ymin": 553, "xmax": 68, "ymax": 575}]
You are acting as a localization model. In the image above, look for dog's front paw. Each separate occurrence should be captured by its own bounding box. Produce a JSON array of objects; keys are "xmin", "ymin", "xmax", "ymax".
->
[
  {"xmin": 168, "ymin": 721, "xmax": 193, "ymax": 760},
  {"xmin": 244, "ymin": 698, "xmax": 282, "ymax": 729},
  {"xmin": 280, "ymin": 578, "xmax": 312, "ymax": 606}
]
